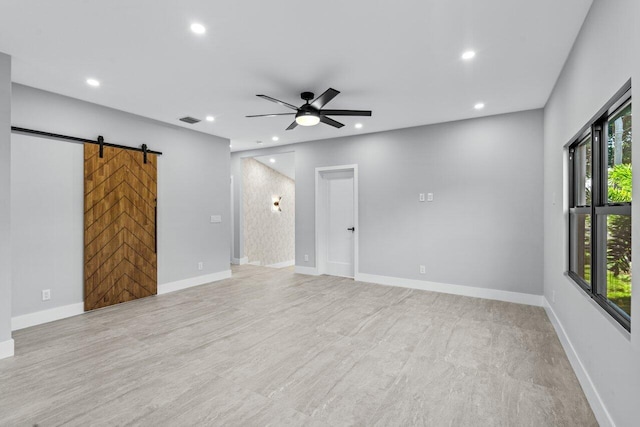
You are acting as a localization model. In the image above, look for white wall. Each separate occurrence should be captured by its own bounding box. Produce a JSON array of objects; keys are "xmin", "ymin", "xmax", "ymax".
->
[
  {"xmin": 543, "ymin": 0, "xmax": 640, "ymax": 425},
  {"xmin": 0, "ymin": 52, "xmax": 12, "ymax": 355},
  {"xmin": 11, "ymin": 84, "xmax": 231, "ymax": 318},
  {"xmin": 232, "ymin": 109, "xmax": 544, "ymax": 297},
  {"xmin": 11, "ymin": 134, "xmax": 84, "ymax": 316},
  {"xmin": 242, "ymin": 158, "xmax": 295, "ymax": 266}
]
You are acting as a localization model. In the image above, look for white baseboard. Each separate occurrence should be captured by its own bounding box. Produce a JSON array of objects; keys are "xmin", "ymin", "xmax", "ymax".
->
[
  {"xmin": 158, "ymin": 270, "xmax": 232, "ymax": 295},
  {"xmin": 543, "ymin": 298, "xmax": 614, "ymax": 427},
  {"xmin": 248, "ymin": 261, "xmax": 261, "ymax": 266},
  {"xmin": 12, "ymin": 302, "xmax": 84, "ymax": 331},
  {"xmin": 0, "ymin": 338, "xmax": 14, "ymax": 359},
  {"xmin": 265, "ymin": 260, "xmax": 295, "ymax": 268},
  {"xmin": 355, "ymin": 273, "xmax": 544, "ymax": 307},
  {"xmin": 10, "ymin": 271, "xmax": 232, "ymax": 332},
  {"xmin": 294, "ymin": 266, "xmax": 320, "ymax": 276},
  {"xmin": 231, "ymin": 257, "xmax": 248, "ymax": 265}
]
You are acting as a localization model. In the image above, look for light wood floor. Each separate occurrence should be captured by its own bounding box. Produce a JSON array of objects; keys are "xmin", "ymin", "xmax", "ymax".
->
[{"xmin": 0, "ymin": 265, "xmax": 596, "ymax": 426}]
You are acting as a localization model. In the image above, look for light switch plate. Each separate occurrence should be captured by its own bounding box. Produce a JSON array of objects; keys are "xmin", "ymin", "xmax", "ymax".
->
[
  {"xmin": 419, "ymin": 193, "xmax": 425, "ymax": 202},
  {"xmin": 427, "ymin": 193, "xmax": 434, "ymax": 202}
]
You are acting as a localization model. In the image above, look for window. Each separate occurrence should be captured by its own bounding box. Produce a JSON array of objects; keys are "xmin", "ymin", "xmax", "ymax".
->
[{"xmin": 568, "ymin": 86, "xmax": 632, "ymax": 331}]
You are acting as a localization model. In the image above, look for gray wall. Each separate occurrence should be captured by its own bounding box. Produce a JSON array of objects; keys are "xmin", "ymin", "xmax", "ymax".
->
[
  {"xmin": 0, "ymin": 53, "xmax": 11, "ymax": 343},
  {"xmin": 543, "ymin": 0, "xmax": 640, "ymax": 425},
  {"xmin": 233, "ymin": 109, "xmax": 544, "ymax": 295},
  {"xmin": 11, "ymin": 84, "xmax": 231, "ymax": 317}
]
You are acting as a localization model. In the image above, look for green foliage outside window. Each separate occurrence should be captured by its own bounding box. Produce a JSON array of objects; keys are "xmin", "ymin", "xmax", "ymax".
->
[
  {"xmin": 606, "ymin": 102, "xmax": 631, "ymax": 317},
  {"xmin": 606, "ymin": 163, "xmax": 632, "ymax": 316}
]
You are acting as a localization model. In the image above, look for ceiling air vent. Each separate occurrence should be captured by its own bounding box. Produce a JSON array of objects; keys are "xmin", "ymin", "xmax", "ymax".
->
[{"xmin": 179, "ymin": 116, "xmax": 201, "ymax": 124}]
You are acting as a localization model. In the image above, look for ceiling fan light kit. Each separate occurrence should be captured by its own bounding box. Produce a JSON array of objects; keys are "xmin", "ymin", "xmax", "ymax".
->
[
  {"xmin": 295, "ymin": 110, "xmax": 320, "ymax": 126},
  {"xmin": 247, "ymin": 88, "xmax": 372, "ymax": 131}
]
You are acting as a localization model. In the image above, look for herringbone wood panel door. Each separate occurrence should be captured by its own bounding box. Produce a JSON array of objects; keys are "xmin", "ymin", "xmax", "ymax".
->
[{"xmin": 84, "ymin": 144, "xmax": 157, "ymax": 311}]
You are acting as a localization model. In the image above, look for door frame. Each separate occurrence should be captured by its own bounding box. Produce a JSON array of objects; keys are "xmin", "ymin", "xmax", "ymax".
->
[{"xmin": 315, "ymin": 164, "xmax": 359, "ymax": 278}]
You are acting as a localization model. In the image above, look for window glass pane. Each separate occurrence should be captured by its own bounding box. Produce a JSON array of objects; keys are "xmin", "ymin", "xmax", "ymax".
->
[
  {"xmin": 607, "ymin": 101, "xmax": 632, "ymax": 203},
  {"xmin": 605, "ymin": 214, "xmax": 632, "ymax": 318},
  {"xmin": 570, "ymin": 213, "xmax": 591, "ymax": 283},
  {"xmin": 574, "ymin": 136, "xmax": 592, "ymax": 206}
]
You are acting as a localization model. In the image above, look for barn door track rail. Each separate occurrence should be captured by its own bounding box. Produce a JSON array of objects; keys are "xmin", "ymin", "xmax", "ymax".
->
[{"xmin": 11, "ymin": 127, "xmax": 163, "ymax": 162}]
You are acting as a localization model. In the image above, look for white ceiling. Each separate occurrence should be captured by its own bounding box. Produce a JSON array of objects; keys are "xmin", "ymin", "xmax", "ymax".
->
[
  {"xmin": 0, "ymin": 0, "xmax": 592, "ymax": 152},
  {"xmin": 253, "ymin": 152, "xmax": 295, "ymax": 180}
]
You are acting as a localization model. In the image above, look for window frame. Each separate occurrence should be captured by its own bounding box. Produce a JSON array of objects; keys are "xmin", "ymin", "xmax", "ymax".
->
[{"xmin": 567, "ymin": 83, "xmax": 632, "ymax": 332}]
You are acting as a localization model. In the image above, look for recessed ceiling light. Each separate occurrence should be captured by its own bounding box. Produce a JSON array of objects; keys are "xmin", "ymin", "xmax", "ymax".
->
[
  {"xmin": 474, "ymin": 102, "xmax": 485, "ymax": 110},
  {"xmin": 272, "ymin": 136, "xmax": 279, "ymax": 142},
  {"xmin": 462, "ymin": 50, "xmax": 476, "ymax": 60},
  {"xmin": 355, "ymin": 123, "xmax": 363, "ymax": 129},
  {"xmin": 206, "ymin": 116, "xmax": 214, "ymax": 122},
  {"xmin": 269, "ymin": 158, "xmax": 276, "ymax": 163},
  {"xmin": 190, "ymin": 23, "xmax": 206, "ymax": 34},
  {"xmin": 86, "ymin": 78, "xmax": 100, "ymax": 87}
]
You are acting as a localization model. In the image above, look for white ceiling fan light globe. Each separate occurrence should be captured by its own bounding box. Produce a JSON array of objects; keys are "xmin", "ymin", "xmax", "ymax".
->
[{"xmin": 295, "ymin": 113, "xmax": 320, "ymax": 126}]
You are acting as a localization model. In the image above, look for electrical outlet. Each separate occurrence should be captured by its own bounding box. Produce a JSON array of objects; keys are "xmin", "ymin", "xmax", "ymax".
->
[
  {"xmin": 198, "ymin": 262, "xmax": 203, "ymax": 271},
  {"xmin": 551, "ymin": 290, "xmax": 556, "ymax": 303},
  {"xmin": 42, "ymin": 289, "xmax": 51, "ymax": 301},
  {"xmin": 419, "ymin": 265, "xmax": 426, "ymax": 274},
  {"xmin": 304, "ymin": 254, "xmax": 309, "ymax": 262},
  {"xmin": 427, "ymin": 193, "xmax": 434, "ymax": 202},
  {"xmin": 419, "ymin": 193, "xmax": 425, "ymax": 202}
]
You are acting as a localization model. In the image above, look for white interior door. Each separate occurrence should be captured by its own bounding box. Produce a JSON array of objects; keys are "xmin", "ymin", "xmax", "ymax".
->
[{"xmin": 322, "ymin": 170, "xmax": 355, "ymax": 277}]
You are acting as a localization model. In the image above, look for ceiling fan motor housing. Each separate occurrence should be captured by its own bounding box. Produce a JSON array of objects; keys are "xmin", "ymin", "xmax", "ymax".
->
[{"xmin": 298, "ymin": 104, "xmax": 317, "ymax": 114}]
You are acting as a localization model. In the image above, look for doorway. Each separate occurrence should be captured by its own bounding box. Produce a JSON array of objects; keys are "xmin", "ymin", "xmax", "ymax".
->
[
  {"xmin": 316, "ymin": 165, "xmax": 359, "ymax": 278},
  {"xmin": 241, "ymin": 152, "xmax": 295, "ymax": 268}
]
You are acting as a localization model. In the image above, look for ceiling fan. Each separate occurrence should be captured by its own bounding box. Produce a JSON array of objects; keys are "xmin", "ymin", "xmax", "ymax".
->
[{"xmin": 246, "ymin": 88, "xmax": 372, "ymax": 130}]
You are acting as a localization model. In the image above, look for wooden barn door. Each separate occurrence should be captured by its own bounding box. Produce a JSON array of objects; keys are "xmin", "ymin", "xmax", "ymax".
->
[{"xmin": 84, "ymin": 144, "xmax": 158, "ymax": 311}]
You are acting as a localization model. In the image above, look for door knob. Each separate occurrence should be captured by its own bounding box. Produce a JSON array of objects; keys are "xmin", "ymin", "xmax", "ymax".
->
[{"xmin": 347, "ymin": 227, "xmax": 355, "ymax": 232}]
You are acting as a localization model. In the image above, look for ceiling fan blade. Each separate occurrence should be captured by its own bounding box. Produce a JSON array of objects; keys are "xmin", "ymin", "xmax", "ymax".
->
[
  {"xmin": 320, "ymin": 109, "xmax": 372, "ymax": 117},
  {"xmin": 286, "ymin": 121, "xmax": 298, "ymax": 130},
  {"xmin": 311, "ymin": 88, "xmax": 340, "ymax": 110},
  {"xmin": 246, "ymin": 113, "xmax": 296, "ymax": 118},
  {"xmin": 320, "ymin": 116, "xmax": 344, "ymax": 128},
  {"xmin": 257, "ymin": 95, "xmax": 299, "ymax": 111}
]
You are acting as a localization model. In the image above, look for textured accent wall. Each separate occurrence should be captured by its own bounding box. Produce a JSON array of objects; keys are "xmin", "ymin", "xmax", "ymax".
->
[{"xmin": 242, "ymin": 158, "xmax": 294, "ymax": 266}]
